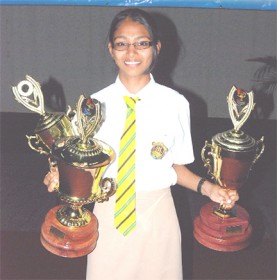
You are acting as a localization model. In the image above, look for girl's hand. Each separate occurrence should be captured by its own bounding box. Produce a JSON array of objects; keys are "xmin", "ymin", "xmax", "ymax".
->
[
  {"xmin": 43, "ymin": 167, "xmax": 59, "ymax": 192},
  {"xmin": 202, "ymin": 181, "xmax": 239, "ymax": 209}
]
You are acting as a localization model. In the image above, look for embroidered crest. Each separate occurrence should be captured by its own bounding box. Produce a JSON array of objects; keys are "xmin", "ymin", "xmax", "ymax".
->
[{"xmin": 151, "ymin": 142, "xmax": 168, "ymax": 159}]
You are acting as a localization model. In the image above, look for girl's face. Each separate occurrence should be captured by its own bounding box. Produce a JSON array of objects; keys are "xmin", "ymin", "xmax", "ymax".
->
[{"xmin": 108, "ymin": 18, "xmax": 161, "ymax": 81}]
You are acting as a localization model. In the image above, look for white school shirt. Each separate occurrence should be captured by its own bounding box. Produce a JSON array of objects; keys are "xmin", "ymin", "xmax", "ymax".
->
[{"xmin": 91, "ymin": 75, "xmax": 195, "ymax": 191}]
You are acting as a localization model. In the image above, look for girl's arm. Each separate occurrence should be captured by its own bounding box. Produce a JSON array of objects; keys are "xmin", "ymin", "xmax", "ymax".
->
[{"xmin": 173, "ymin": 164, "xmax": 239, "ymax": 209}]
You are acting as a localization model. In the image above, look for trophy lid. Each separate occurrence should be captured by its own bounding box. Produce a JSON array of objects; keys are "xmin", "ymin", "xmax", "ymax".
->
[
  {"xmin": 213, "ymin": 129, "xmax": 256, "ymax": 152},
  {"xmin": 52, "ymin": 136, "xmax": 114, "ymax": 168},
  {"xmin": 52, "ymin": 95, "xmax": 114, "ymax": 168},
  {"xmin": 212, "ymin": 86, "xmax": 258, "ymax": 153}
]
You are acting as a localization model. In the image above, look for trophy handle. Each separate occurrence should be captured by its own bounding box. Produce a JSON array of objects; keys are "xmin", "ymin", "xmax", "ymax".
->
[
  {"xmin": 250, "ymin": 136, "xmax": 265, "ymax": 170},
  {"xmin": 90, "ymin": 166, "xmax": 116, "ymax": 202},
  {"xmin": 100, "ymin": 177, "xmax": 116, "ymax": 197},
  {"xmin": 26, "ymin": 134, "xmax": 50, "ymax": 155},
  {"xmin": 201, "ymin": 141, "xmax": 214, "ymax": 179}
]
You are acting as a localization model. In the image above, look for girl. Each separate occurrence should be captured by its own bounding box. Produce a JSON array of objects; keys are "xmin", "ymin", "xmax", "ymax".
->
[{"xmin": 44, "ymin": 8, "xmax": 238, "ymax": 280}]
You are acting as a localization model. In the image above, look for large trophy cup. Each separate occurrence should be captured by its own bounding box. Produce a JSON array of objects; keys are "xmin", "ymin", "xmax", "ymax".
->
[
  {"xmin": 193, "ymin": 86, "xmax": 265, "ymax": 252},
  {"xmin": 12, "ymin": 76, "xmax": 116, "ymax": 257}
]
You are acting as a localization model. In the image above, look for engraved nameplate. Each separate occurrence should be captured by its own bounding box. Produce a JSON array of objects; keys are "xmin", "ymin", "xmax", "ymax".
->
[
  {"xmin": 50, "ymin": 226, "xmax": 65, "ymax": 239},
  {"xmin": 226, "ymin": 225, "xmax": 243, "ymax": 234}
]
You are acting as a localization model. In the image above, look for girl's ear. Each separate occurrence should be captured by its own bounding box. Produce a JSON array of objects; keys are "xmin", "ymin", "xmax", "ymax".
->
[
  {"xmin": 156, "ymin": 41, "xmax": 161, "ymax": 55},
  {"xmin": 108, "ymin": 42, "xmax": 114, "ymax": 58}
]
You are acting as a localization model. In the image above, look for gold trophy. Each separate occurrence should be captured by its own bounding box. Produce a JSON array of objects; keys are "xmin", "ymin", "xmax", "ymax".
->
[
  {"xmin": 12, "ymin": 75, "xmax": 75, "ymax": 156},
  {"xmin": 193, "ymin": 86, "xmax": 265, "ymax": 252},
  {"xmin": 12, "ymin": 76, "xmax": 116, "ymax": 257}
]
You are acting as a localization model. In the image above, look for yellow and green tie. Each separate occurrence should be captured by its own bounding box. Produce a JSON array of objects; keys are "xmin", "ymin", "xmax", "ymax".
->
[{"xmin": 114, "ymin": 96, "xmax": 139, "ymax": 236}]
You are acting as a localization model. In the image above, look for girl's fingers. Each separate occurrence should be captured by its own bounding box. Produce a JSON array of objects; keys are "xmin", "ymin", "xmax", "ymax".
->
[
  {"xmin": 43, "ymin": 172, "xmax": 51, "ymax": 185},
  {"xmin": 48, "ymin": 179, "xmax": 59, "ymax": 192},
  {"xmin": 43, "ymin": 171, "xmax": 59, "ymax": 192}
]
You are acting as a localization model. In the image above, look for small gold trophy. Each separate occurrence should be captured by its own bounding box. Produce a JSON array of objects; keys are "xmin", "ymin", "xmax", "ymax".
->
[
  {"xmin": 12, "ymin": 76, "xmax": 116, "ymax": 257},
  {"xmin": 193, "ymin": 86, "xmax": 265, "ymax": 252},
  {"xmin": 12, "ymin": 75, "xmax": 75, "ymax": 155}
]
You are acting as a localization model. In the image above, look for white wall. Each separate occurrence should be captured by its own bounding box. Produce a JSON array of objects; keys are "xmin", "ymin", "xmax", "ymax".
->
[{"xmin": 1, "ymin": 6, "xmax": 276, "ymax": 119}]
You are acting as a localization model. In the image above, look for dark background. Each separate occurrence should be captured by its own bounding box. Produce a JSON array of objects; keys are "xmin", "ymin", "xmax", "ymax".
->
[{"xmin": 0, "ymin": 113, "xmax": 276, "ymax": 279}]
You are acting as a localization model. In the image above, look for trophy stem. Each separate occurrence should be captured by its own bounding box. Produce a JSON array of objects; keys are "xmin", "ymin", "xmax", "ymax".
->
[
  {"xmin": 56, "ymin": 204, "xmax": 91, "ymax": 227},
  {"xmin": 213, "ymin": 204, "xmax": 236, "ymax": 219}
]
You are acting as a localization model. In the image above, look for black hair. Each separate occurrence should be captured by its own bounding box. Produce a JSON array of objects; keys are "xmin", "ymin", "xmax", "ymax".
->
[{"xmin": 108, "ymin": 8, "xmax": 161, "ymax": 72}]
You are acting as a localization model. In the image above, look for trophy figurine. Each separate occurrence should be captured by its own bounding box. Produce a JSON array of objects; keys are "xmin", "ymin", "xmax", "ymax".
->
[
  {"xmin": 193, "ymin": 86, "xmax": 265, "ymax": 252},
  {"xmin": 12, "ymin": 76, "xmax": 116, "ymax": 257},
  {"xmin": 12, "ymin": 75, "xmax": 75, "ymax": 156}
]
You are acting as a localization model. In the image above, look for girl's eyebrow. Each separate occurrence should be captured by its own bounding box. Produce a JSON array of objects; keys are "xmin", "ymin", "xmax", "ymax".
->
[{"xmin": 113, "ymin": 35, "xmax": 151, "ymax": 41}]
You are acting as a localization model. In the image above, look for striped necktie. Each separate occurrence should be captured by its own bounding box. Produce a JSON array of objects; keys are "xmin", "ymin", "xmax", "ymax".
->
[{"xmin": 114, "ymin": 96, "xmax": 139, "ymax": 236}]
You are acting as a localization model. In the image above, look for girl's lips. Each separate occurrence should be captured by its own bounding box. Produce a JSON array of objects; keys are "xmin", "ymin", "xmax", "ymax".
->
[{"xmin": 124, "ymin": 61, "xmax": 140, "ymax": 65}]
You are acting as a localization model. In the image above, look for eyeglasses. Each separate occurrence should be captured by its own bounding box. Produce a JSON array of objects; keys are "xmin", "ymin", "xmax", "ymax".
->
[{"xmin": 113, "ymin": 41, "xmax": 153, "ymax": 51}]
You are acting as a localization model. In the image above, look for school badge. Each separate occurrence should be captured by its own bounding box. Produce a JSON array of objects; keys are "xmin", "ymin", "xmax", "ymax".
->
[{"xmin": 151, "ymin": 142, "xmax": 168, "ymax": 159}]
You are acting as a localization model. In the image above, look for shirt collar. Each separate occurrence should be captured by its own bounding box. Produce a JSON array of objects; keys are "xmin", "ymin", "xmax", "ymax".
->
[{"xmin": 115, "ymin": 74, "xmax": 156, "ymax": 99}]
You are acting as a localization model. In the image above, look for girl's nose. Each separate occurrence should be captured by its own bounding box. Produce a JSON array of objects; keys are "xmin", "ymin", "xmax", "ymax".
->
[{"xmin": 126, "ymin": 44, "xmax": 138, "ymax": 54}]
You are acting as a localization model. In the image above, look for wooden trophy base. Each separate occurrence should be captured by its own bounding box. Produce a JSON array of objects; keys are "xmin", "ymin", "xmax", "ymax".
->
[
  {"xmin": 194, "ymin": 202, "xmax": 252, "ymax": 252},
  {"xmin": 40, "ymin": 205, "xmax": 99, "ymax": 258}
]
